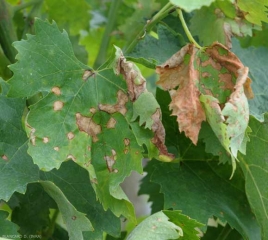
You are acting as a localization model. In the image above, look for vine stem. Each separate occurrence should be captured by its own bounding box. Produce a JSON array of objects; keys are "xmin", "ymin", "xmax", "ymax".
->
[
  {"xmin": 93, "ymin": 0, "xmax": 122, "ymax": 69},
  {"xmin": 13, "ymin": 0, "xmax": 42, "ymax": 13},
  {"xmin": 124, "ymin": 2, "xmax": 175, "ymax": 54},
  {"xmin": 177, "ymin": 8, "xmax": 203, "ymax": 49}
]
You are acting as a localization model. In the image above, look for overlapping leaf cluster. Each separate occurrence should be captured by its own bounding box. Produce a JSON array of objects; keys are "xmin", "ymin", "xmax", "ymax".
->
[{"xmin": 1, "ymin": 0, "xmax": 268, "ymax": 239}]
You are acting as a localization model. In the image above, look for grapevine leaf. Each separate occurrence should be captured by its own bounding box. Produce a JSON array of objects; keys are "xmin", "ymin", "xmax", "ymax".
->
[
  {"xmin": 151, "ymin": 161, "xmax": 261, "ymax": 239},
  {"xmin": 0, "ymin": 79, "xmax": 39, "ymax": 201},
  {"xmin": 232, "ymin": 39, "xmax": 268, "ymax": 121},
  {"xmin": 190, "ymin": 2, "xmax": 260, "ymax": 48},
  {"xmin": 169, "ymin": 0, "xmax": 216, "ymax": 12},
  {"xmin": 127, "ymin": 211, "xmax": 183, "ymax": 240},
  {"xmin": 236, "ymin": 0, "xmax": 268, "ymax": 25},
  {"xmin": 127, "ymin": 24, "xmax": 184, "ymax": 68},
  {"xmin": 40, "ymin": 181, "xmax": 93, "ymax": 240},
  {"xmin": 43, "ymin": 0, "xmax": 91, "ymax": 35},
  {"xmin": 156, "ymin": 44, "xmax": 206, "ymax": 145},
  {"xmin": 114, "ymin": 46, "xmax": 174, "ymax": 160},
  {"xmin": 8, "ymin": 183, "xmax": 56, "ymax": 235},
  {"xmin": 138, "ymin": 160, "xmax": 164, "ymax": 214},
  {"xmin": 118, "ymin": 0, "xmax": 160, "ymax": 43},
  {"xmin": 163, "ymin": 211, "xmax": 204, "ymax": 240},
  {"xmin": 238, "ymin": 114, "xmax": 268, "ymax": 239},
  {"xmin": 8, "ymin": 19, "xmax": 145, "ymax": 222},
  {"xmin": 0, "ymin": 211, "xmax": 20, "ymax": 237},
  {"xmin": 41, "ymin": 161, "xmax": 121, "ymax": 238},
  {"xmin": 157, "ymin": 43, "xmax": 252, "ymax": 174}
]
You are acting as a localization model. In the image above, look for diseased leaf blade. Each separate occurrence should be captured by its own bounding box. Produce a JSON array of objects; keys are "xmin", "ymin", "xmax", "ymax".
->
[
  {"xmin": 232, "ymin": 39, "xmax": 268, "ymax": 121},
  {"xmin": 238, "ymin": 114, "xmax": 268, "ymax": 239}
]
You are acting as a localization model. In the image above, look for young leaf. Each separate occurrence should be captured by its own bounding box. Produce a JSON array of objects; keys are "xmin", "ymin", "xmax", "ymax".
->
[
  {"xmin": 169, "ymin": 0, "xmax": 216, "ymax": 12},
  {"xmin": 238, "ymin": 114, "xmax": 268, "ymax": 239},
  {"xmin": 127, "ymin": 211, "xmax": 183, "ymax": 240}
]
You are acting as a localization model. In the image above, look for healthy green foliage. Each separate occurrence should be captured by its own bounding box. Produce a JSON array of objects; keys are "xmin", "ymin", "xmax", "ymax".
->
[{"xmin": 1, "ymin": 0, "xmax": 268, "ymax": 239}]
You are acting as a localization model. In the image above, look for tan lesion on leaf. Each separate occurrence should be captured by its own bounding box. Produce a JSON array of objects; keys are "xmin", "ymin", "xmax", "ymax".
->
[
  {"xmin": 67, "ymin": 154, "xmax": 76, "ymax": 161},
  {"xmin": 76, "ymin": 113, "xmax": 101, "ymax": 142},
  {"xmin": 104, "ymin": 149, "xmax": 117, "ymax": 173},
  {"xmin": 51, "ymin": 86, "xmax": 61, "ymax": 95},
  {"xmin": 82, "ymin": 70, "xmax": 95, "ymax": 81},
  {"xmin": 54, "ymin": 146, "xmax": 60, "ymax": 151},
  {"xmin": 53, "ymin": 101, "xmax": 64, "ymax": 111},
  {"xmin": 67, "ymin": 132, "xmax": 75, "ymax": 140},
  {"xmin": 1, "ymin": 155, "xmax": 8, "ymax": 161},
  {"xmin": 107, "ymin": 117, "xmax": 117, "ymax": 129},
  {"xmin": 98, "ymin": 90, "xmax": 128, "ymax": 115},
  {"xmin": 43, "ymin": 137, "xmax": 49, "ymax": 143}
]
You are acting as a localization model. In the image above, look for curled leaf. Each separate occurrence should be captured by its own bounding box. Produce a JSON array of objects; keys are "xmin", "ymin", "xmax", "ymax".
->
[
  {"xmin": 114, "ymin": 46, "xmax": 174, "ymax": 160},
  {"xmin": 156, "ymin": 42, "xmax": 252, "ymax": 173}
]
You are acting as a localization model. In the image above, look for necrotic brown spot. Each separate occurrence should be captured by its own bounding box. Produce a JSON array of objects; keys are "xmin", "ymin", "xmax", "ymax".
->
[
  {"xmin": 67, "ymin": 154, "xmax": 76, "ymax": 161},
  {"xmin": 54, "ymin": 147, "xmax": 60, "ymax": 151},
  {"xmin": 107, "ymin": 117, "xmax": 117, "ymax": 129},
  {"xmin": 43, "ymin": 137, "xmax": 49, "ymax": 143},
  {"xmin": 53, "ymin": 101, "xmax": 64, "ymax": 111},
  {"xmin": 52, "ymin": 86, "xmax": 61, "ymax": 95},
  {"xmin": 67, "ymin": 132, "xmax": 75, "ymax": 140},
  {"xmin": 2, "ymin": 155, "xmax": 8, "ymax": 161},
  {"xmin": 76, "ymin": 113, "xmax": 101, "ymax": 142},
  {"xmin": 83, "ymin": 70, "xmax": 95, "ymax": 81},
  {"xmin": 124, "ymin": 138, "xmax": 130, "ymax": 146},
  {"xmin": 71, "ymin": 216, "xmax": 77, "ymax": 220}
]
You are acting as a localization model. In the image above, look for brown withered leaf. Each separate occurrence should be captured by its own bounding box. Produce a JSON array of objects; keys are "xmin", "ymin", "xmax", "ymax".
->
[
  {"xmin": 114, "ymin": 46, "xmax": 174, "ymax": 160},
  {"xmin": 156, "ymin": 42, "xmax": 253, "ymax": 146},
  {"xmin": 156, "ymin": 44, "xmax": 206, "ymax": 145}
]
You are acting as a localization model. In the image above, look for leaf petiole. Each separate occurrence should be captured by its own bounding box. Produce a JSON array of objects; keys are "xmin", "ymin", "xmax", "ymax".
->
[{"xmin": 177, "ymin": 8, "xmax": 203, "ymax": 49}]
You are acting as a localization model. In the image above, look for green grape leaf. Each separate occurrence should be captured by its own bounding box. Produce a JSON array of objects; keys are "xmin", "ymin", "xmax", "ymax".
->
[
  {"xmin": 127, "ymin": 211, "xmax": 183, "ymax": 240},
  {"xmin": 0, "ymin": 211, "xmax": 20, "ymax": 238},
  {"xmin": 163, "ymin": 211, "xmax": 204, "ymax": 240},
  {"xmin": 127, "ymin": 24, "xmax": 185, "ymax": 68},
  {"xmin": 151, "ymin": 161, "xmax": 261, "ymax": 239},
  {"xmin": 0, "ymin": 79, "xmax": 39, "ymax": 202},
  {"xmin": 41, "ymin": 161, "xmax": 121, "ymax": 238},
  {"xmin": 138, "ymin": 160, "xmax": 164, "ymax": 214},
  {"xmin": 156, "ymin": 43, "xmax": 252, "ymax": 175},
  {"xmin": 40, "ymin": 181, "xmax": 93, "ymax": 240},
  {"xmin": 169, "ymin": 0, "xmax": 216, "ymax": 12},
  {"xmin": 236, "ymin": 0, "xmax": 268, "ymax": 25},
  {"xmin": 232, "ymin": 39, "xmax": 268, "ymax": 121},
  {"xmin": 190, "ymin": 2, "xmax": 260, "ymax": 48},
  {"xmin": 43, "ymin": 0, "xmax": 91, "ymax": 35},
  {"xmin": 8, "ymin": 183, "xmax": 56, "ymax": 235},
  {"xmin": 118, "ymin": 0, "xmax": 160, "ymax": 43},
  {"xmin": 238, "ymin": 114, "xmax": 268, "ymax": 239},
  {"xmin": 8, "ymin": 19, "xmax": 172, "ymax": 222}
]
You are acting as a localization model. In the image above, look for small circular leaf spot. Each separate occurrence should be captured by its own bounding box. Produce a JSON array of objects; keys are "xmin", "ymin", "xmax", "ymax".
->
[
  {"xmin": 113, "ymin": 169, "xmax": 119, "ymax": 173},
  {"xmin": 67, "ymin": 132, "xmax": 75, "ymax": 140},
  {"xmin": 53, "ymin": 101, "xmax": 64, "ymax": 111},
  {"xmin": 2, "ymin": 155, "xmax": 8, "ymax": 161},
  {"xmin": 71, "ymin": 216, "xmax": 77, "ymax": 220},
  {"xmin": 54, "ymin": 147, "xmax": 59, "ymax": 151},
  {"xmin": 43, "ymin": 137, "xmax": 49, "ymax": 143},
  {"xmin": 51, "ymin": 86, "xmax": 61, "ymax": 95},
  {"xmin": 67, "ymin": 154, "xmax": 76, "ymax": 161}
]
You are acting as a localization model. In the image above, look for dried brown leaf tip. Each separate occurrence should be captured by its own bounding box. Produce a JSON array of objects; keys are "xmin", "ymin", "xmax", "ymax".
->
[
  {"xmin": 114, "ymin": 46, "xmax": 174, "ymax": 160},
  {"xmin": 156, "ymin": 42, "xmax": 253, "ymax": 145}
]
